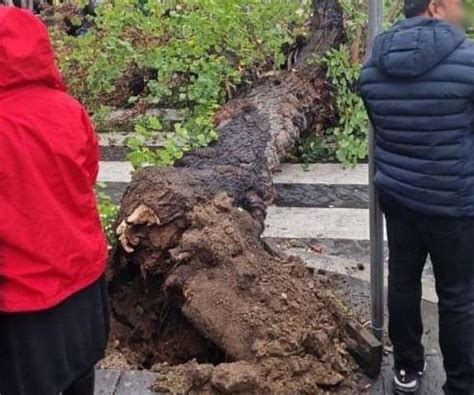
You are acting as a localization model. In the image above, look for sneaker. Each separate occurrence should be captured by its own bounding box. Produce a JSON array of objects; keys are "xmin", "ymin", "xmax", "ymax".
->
[{"xmin": 393, "ymin": 363, "xmax": 426, "ymax": 394}]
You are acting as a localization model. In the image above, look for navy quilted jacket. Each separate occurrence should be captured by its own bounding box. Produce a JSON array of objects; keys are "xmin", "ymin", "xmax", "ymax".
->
[{"xmin": 360, "ymin": 17, "xmax": 474, "ymax": 217}]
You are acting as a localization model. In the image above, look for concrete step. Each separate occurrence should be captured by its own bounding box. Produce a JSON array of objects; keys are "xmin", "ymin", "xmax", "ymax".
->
[
  {"xmin": 99, "ymin": 161, "xmax": 133, "ymax": 183},
  {"xmin": 103, "ymin": 180, "xmax": 369, "ymax": 209},
  {"xmin": 269, "ymin": 238, "xmax": 437, "ymax": 304},
  {"xmin": 99, "ymin": 132, "xmax": 169, "ymax": 147},
  {"xmin": 273, "ymin": 163, "xmax": 368, "ymax": 185},
  {"xmin": 98, "ymin": 162, "xmax": 369, "ymax": 183},
  {"xmin": 263, "ymin": 206, "xmax": 374, "ymax": 240},
  {"xmin": 97, "ymin": 154, "xmax": 369, "ymax": 183},
  {"xmin": 98, "ymin": 161, "xmax": 370, "ymax": 208}
]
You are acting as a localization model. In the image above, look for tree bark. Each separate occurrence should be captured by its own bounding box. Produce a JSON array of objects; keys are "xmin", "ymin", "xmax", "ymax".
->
[{"xmin": 108, "ymin": 1, "xmax": 368, "ymax": 393}]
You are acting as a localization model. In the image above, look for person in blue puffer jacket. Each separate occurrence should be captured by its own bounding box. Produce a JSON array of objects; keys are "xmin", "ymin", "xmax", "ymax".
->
[{"xmin": 360, "ymin": 0, "xmax": 474, "ymax": 394}]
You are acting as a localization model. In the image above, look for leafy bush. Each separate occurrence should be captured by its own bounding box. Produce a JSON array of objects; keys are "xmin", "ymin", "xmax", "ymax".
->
[
  {"xmin": 295, "ymin": 134, "xmax": 334, "ymax": 164},
  {"xmin": 297, "ymin": 0, "xmax": 368, "ymax": 166},
  {"xmin": 297, "ymin": 0, "xmax": 403, "ymax": 166},
  {"xmin": 321, "ymin": 46, "xmax": 368, "ymax": 165},
  {"xmin": 96, "ymin": 184, "xmax": 119, "ymax": 245},
  {"xmin": 51, "ymin": 0, "xmax": 310, "ymax": 168}
]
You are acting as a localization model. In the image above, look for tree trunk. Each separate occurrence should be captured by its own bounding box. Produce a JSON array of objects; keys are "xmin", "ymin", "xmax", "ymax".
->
[{"xmin": 108, "ymin": 1, "xmax": 368, "ymax": 393}]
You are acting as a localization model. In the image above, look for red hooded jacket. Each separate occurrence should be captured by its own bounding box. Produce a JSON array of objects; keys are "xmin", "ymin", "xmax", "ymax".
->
[{"xmin": 0, "ymin": 8, "xmax": 107, "ymax": 313}]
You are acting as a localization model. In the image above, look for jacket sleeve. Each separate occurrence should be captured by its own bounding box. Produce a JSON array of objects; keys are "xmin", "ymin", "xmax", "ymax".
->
[
  {"xmin": 82, "ymin": 110, "xmax": 100, "ymax": 186},
  {"xmin": 359, "ymin": 59, "xmax": 376, "ymax": 124}
]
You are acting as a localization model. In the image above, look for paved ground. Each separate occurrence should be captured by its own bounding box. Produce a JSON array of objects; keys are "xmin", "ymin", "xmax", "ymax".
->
[
  {"xmin": 95, "ymin": 370, "xmax": 158, "ymax": 394},
  {"xmin": 96, "ymin": 134, "xmax": 446, "ymax": 394},
  {"xmin": 330, "ymin": 275, "xmax": 444, "ymax": 395}
]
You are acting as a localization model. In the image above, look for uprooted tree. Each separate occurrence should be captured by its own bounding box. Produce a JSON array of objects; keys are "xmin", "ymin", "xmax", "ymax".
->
[{"xmin": 108, "ymin": 1, "xmax": 376, "ymax": 393}]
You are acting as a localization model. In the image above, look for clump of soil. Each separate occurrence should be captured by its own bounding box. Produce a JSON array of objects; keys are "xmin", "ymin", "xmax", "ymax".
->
[
  {"xmin": 107, "ymin": 192, "xmax": 368, "ymax": 393},
  {"xmin": 151, "ymin": 357, "xmax": 367, "ymax": 394}
]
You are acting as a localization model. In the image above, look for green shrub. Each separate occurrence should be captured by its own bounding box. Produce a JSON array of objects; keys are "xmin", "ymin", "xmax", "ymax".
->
[
  {"xmin": 51, "ymin": 0, "xmax": 310, "ymax": 168},
  {"xmin": 297, "ymin": 0, "xmax": 403, "ymax": 166},
  {"xmin": 96, "ymin": 184, "xmax": 119, "ymax": 245},
  {"xmin": 321, "ymin": 46, "xmax": 368, "ymax": 165}
]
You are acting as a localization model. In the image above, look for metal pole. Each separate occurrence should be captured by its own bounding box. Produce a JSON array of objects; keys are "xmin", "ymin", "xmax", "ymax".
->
[{"xmin": 368, "ymin": 0, "xmax": 385, "ymax": 342}]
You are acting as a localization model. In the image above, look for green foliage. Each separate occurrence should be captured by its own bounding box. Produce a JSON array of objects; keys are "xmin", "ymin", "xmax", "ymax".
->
[
  {"xmin": 322, "ymin": 46, "xmax": 368, "ymax": 165},
  {"xmin": 297, "ymin": 0, "xmax": 369, "ymax": 166},
  {"xmin": 295, "ymin": 135, "xmax": 334, "ymax": 165},
  {"xmin": 339, "ymin": 0, "xmax": 367, "ymax": 39},
  {"xmin": 96, "ymin": 184, "xmax": 119, "ymax": 245},
  {"xmin": 297, "ymin": 0, "xmax": 403, "ymax": 166},
  {"xmin": 51, "ymin": 0, "xmax": 310, "ymax": 168},
  {"xmin": 467, "ymin": 0, "xmax": 474, "ymax": 37}
]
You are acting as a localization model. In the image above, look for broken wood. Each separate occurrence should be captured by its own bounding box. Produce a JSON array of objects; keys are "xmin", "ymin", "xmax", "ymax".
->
[{"xmin": 345, "ymin": 321, "xmax": 383, "ymax": 378}]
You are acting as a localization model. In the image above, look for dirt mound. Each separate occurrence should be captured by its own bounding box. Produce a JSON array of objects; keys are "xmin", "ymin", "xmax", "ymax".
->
[
  {"xmin": 106, "ymin": 193, "xmax": 368, "ymax": 393},
  {"xmin": 151, "ymin": 358, "xmax": 367, "ymax": 394}
]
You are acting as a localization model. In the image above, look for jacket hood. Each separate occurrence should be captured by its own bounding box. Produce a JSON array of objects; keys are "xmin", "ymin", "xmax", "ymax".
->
[
  {"xmin": 372, "ymin": 17, "xmax": 466, "ymax": 78},
  {"xmin": 0, "ymin": 8, "xmax": 65, "ymax": 94}
]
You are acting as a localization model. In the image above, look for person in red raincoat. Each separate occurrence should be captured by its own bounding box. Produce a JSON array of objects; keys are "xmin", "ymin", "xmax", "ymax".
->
[{"xmin": 0, "ymin": 7, "xmax": 108, "ymax": 395}]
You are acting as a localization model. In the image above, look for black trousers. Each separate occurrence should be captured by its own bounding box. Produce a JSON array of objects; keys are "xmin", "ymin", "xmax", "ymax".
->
[
  {"xmin": 0, "ymin": 276, "xmax": 108, "ymax": 395},
  {"xmin": 385, "ymin": 206, "xmax": 474, "ymax": 395},
  {"xmin": 63, "ymin": 369, "xmax": 95, "ymax": 395}
]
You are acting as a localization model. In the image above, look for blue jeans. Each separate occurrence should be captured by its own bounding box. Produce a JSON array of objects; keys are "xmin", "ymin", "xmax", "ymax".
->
[{"xmin": 385, "ymin": 205, "xmax": 474, "ymax": 395}]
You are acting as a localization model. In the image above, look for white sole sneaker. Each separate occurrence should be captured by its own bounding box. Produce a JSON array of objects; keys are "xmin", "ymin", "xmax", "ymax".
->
[
  {"xmin": 393, "ymin": 362, "xmax": 427, "ymax": 394},
  {"xmin": 393, "ymin": 375, "xmax": 420, "ymax": 394}
]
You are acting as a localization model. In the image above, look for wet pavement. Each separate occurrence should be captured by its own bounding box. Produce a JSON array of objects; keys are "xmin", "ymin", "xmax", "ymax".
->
[{"xmin": 329, "ymin": 274, "xmax": 444, "ymax": 395}]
